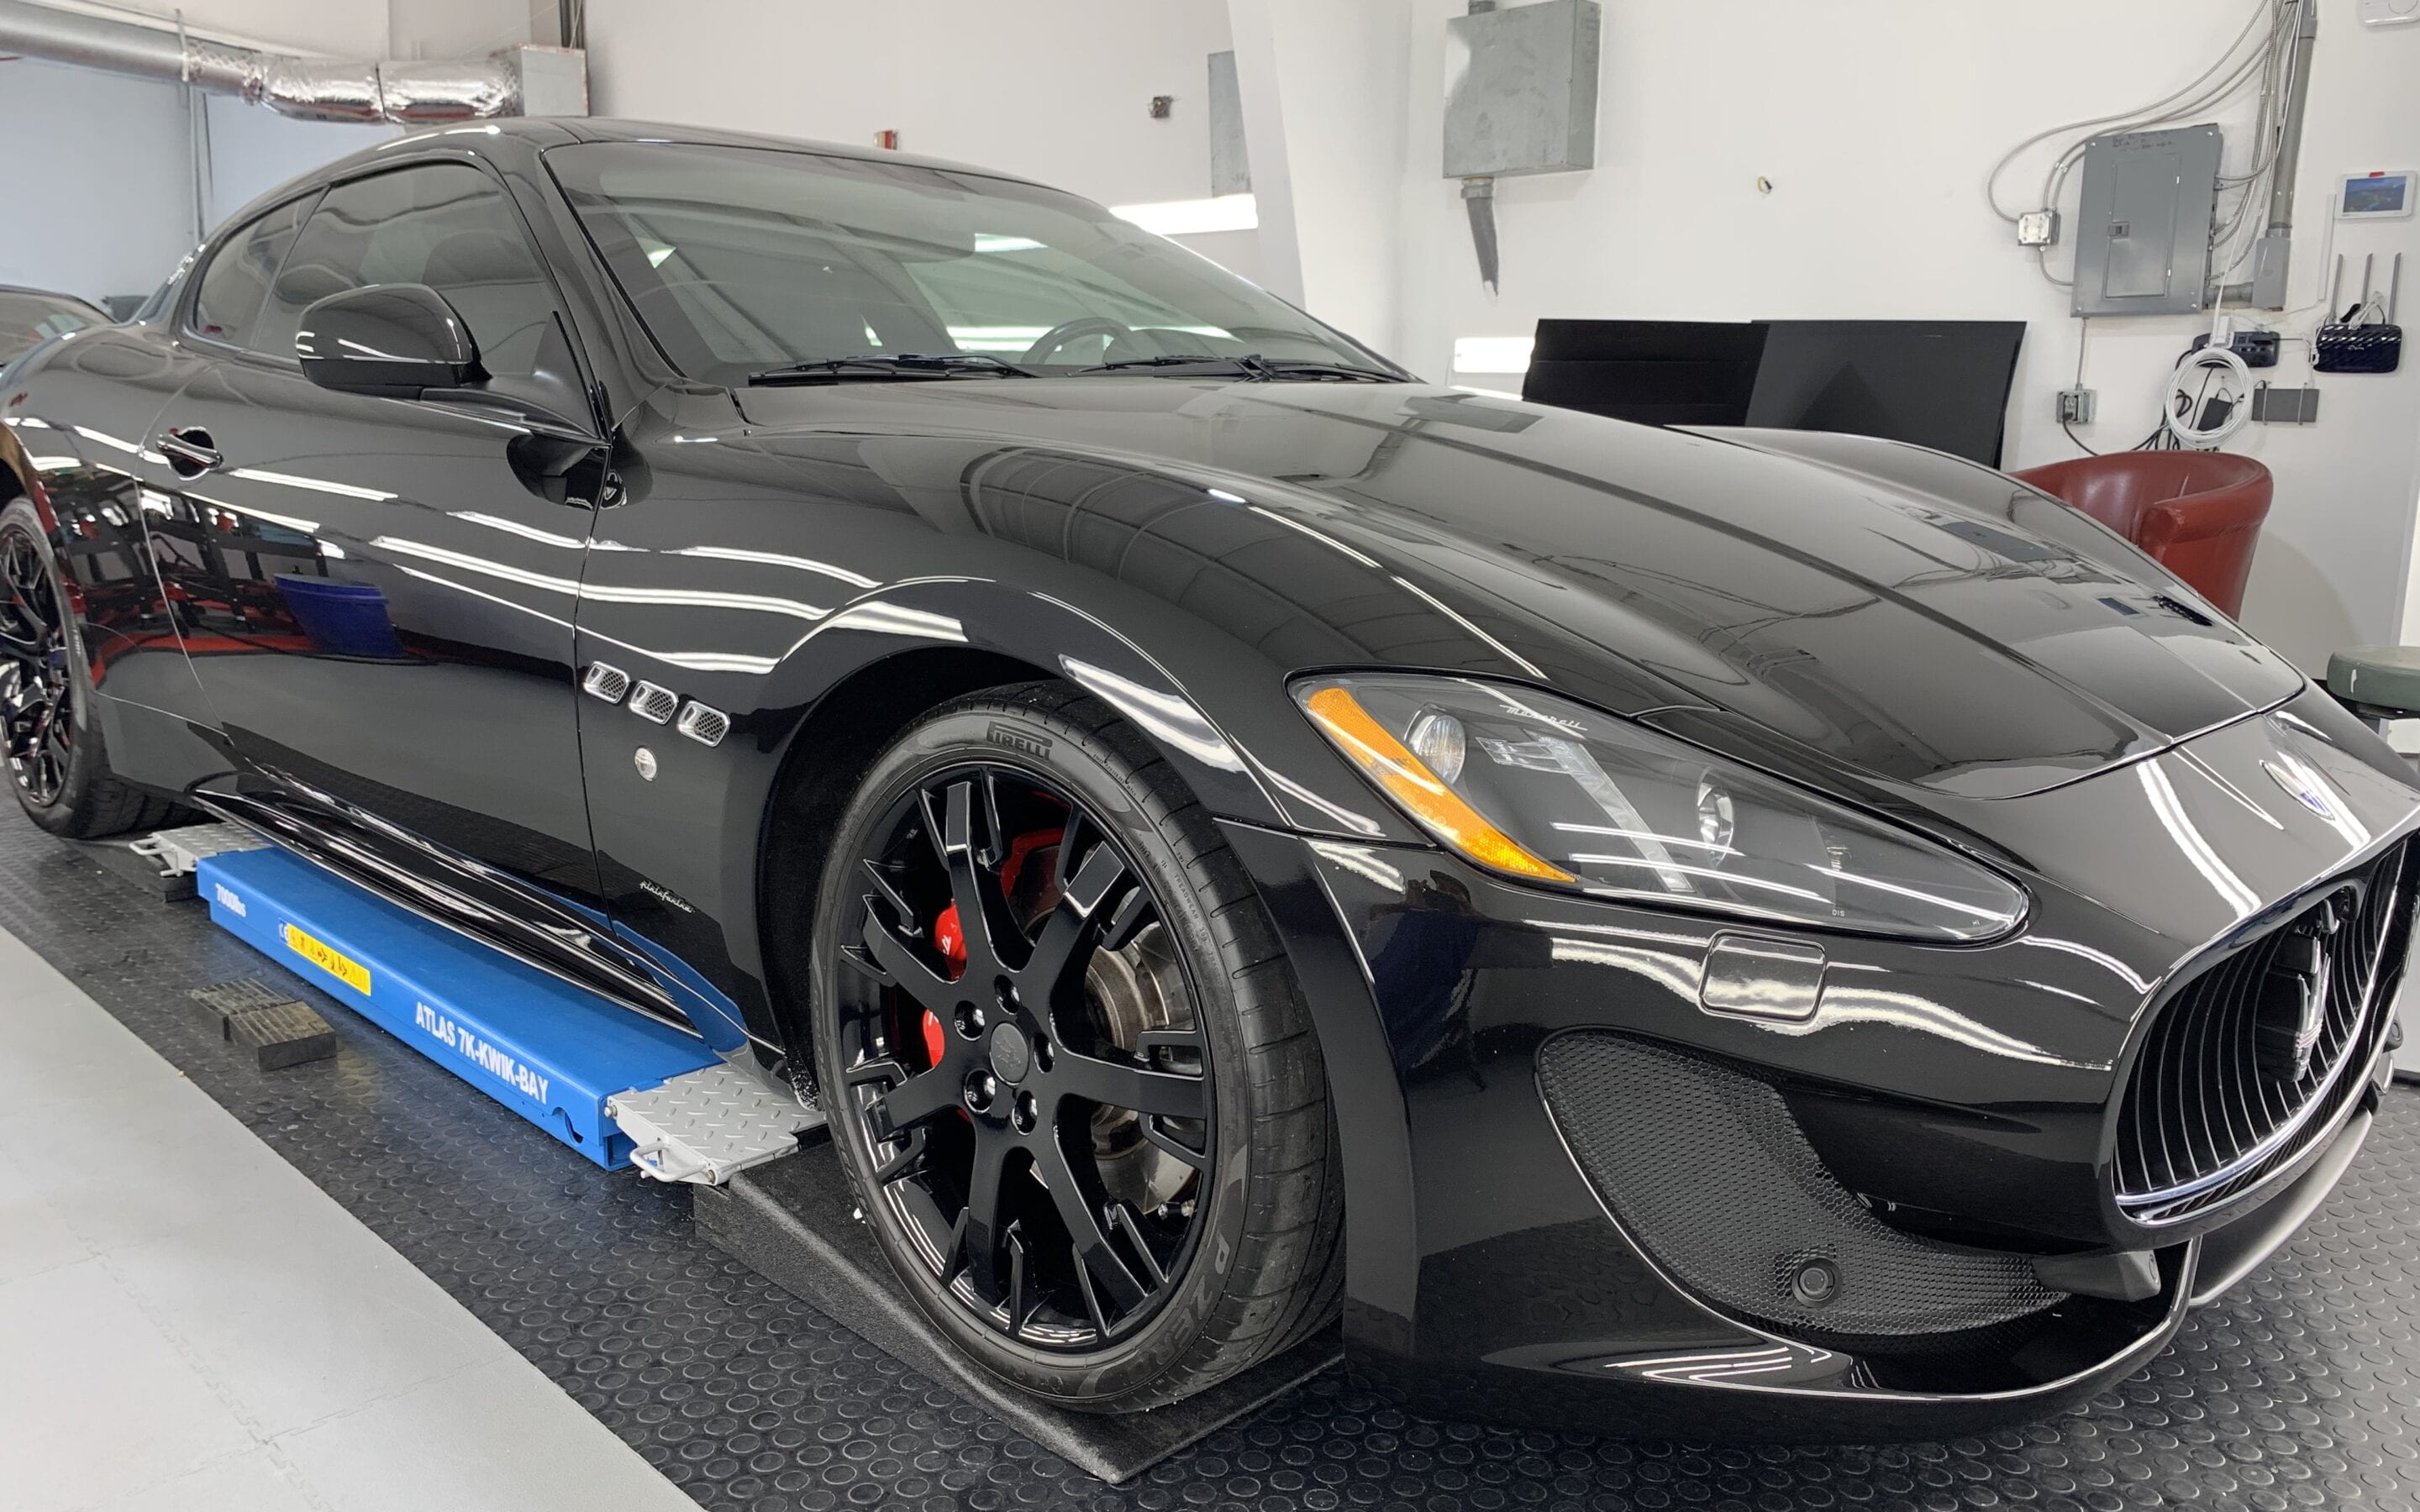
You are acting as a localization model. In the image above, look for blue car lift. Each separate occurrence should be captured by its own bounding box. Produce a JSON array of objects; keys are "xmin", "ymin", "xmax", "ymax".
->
[{"xmin": 196, "ymin": 843, "xmax": 816, "ymax": 1179}]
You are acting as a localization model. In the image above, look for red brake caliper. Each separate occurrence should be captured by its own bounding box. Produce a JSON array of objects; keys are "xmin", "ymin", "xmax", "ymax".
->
[{"xmin": 921, "ymin": 827, "xmax": 1062, "ymax": 1069}]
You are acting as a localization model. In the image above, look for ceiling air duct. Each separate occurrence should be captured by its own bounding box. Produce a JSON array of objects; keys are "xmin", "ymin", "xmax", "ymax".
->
[{"xmin": 0, "ymin": 0, "xmax": 587, "ymax": 122}]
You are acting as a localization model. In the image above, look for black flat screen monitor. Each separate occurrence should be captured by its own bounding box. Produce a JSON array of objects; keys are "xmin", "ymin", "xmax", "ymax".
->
[
  {"xmin": 1744, "ymin": 320, "xmax": 2025, "ymax": 467},
  {"xmin": 1523, "ymin": 318, "xmax": 1768, "ymax": 428},
  {"xmin": 1520, "ymin": 318, "xmax": 2026, "ymax": 466}
]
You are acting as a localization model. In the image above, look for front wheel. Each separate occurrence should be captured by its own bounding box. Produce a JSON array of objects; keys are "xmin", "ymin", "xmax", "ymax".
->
[
  {"xmin": 0, "ymin": 499, "xmax": 178, "ymax": 837},
  {"xmin": 809, "ymin": 682, "xmax": 1342, "ymax": 1411}
]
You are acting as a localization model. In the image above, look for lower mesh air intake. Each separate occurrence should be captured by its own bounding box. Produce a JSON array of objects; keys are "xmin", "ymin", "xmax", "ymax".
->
[{"xmin": 1538, "ymin": 1032, "xmax": 2062, "ymax": 1337}]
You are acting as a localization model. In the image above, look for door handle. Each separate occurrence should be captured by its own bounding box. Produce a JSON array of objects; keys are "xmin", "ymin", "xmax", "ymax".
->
[{"xmin": 156, "ymin": 426, "xmax": 222, "ymax": 479}]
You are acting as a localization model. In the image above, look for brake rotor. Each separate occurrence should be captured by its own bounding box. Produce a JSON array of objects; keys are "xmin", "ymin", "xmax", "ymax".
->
[{"xmin": 920, "ymin": 827, "xmax": 1199, "ymax": 1215}]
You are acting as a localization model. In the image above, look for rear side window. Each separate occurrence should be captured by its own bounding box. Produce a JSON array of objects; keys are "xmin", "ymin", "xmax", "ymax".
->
[
  {"xmin": 189, "ymin": 194, "xmax": 313, "ymax": 350},
  {"xmin": 256, "ymin": 164, "xmax": 566, "ymax": 381}
]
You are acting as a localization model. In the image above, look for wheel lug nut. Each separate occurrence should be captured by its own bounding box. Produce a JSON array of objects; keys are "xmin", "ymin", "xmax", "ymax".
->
[{"xmin": 1011, "ymin": 1091, "xmax": 1037, "ymax": 1132}]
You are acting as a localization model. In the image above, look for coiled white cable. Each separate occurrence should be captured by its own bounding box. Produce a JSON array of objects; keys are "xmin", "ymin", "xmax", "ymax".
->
[{"xmin": 2163, "ymin": 346, "xmax": 2253, "ymax": 448}]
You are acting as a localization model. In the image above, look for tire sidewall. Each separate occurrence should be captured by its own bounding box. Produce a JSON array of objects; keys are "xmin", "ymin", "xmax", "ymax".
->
[
  {"xmin": 0, "ymin": 496, "xmax": 102, "ymax": 829},
  {"xmin": 809, "ymin": 690, "xmax": 1257, "ymax": 1406}
]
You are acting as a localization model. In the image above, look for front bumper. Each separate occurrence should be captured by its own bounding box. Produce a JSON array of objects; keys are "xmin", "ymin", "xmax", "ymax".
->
[{"xmin": 1220, "ymin": 685, "xmax": 2419, "ymax": 1437}]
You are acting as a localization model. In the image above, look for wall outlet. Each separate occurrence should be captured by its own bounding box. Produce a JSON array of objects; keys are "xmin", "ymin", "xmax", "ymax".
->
[
  {"xmin": 2057, "ymin": 387, "xmax": 2097, "ymax": 424},
  {"xmin": 2017, "ymin": 209, "xmax": 2060, "ymax": 247}
]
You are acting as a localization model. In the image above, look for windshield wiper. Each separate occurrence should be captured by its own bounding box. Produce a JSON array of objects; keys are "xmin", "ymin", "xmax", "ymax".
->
[
  {"xmin": 747, "ymin": 353, "xmax": 1038, "ymax": 386},
  {"xmin": 1074, "ymin": 352, "xmax": 1406, "ymax": 382},
  {"xmin": 1075, "ymin": 353, "xmax": 1267, "ymax": 377},
  {"xmin": 1257, "ymin": 359, "xmax": 1407, "ymax": 382}
]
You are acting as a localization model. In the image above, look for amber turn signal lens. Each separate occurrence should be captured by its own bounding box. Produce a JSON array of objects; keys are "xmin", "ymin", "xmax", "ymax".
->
[{"xmin": 1301, "ymin": 685, "xmax": 1576, "ymax": 884}]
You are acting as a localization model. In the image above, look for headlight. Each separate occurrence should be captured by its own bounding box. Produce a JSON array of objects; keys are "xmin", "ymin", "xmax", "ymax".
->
[{"xmin": 1294, "ymin": 674, "xmax": 2025, "ymax": 942}]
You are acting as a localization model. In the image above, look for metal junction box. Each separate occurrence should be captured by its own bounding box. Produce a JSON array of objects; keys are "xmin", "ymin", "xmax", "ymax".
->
[
  {"xmin": 1444, "ymin": 0, "xmax": 1602, "ymax": 178},
  {"xmin": 2071, "ymin": 125, "xmax": 2222, "ymax": 317}
]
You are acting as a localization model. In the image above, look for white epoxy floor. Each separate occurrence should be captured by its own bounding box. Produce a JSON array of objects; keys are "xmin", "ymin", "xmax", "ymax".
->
[{"xmin": 0, "ymin": 926, "xmax": 698, "ymax": 1512}]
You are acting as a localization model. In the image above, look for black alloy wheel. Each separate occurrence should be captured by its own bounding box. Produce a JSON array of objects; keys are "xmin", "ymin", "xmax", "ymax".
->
[
  {"xmin": 835, "ymin": 763, "xmax": 1214, "ymax": 1348},
  {"xmin": 0, "ymin": 517, "xmax": 74, "ymax": 806},
  {"xmin": 811, "ymin": 684, "xmax": 1342, "ymax": 1410}
]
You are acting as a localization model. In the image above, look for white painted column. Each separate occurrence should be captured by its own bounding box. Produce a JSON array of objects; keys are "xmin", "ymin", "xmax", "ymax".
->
[{"xmin": 1227, "ymin": 0, "xmax": 1415, "ymax": 360}]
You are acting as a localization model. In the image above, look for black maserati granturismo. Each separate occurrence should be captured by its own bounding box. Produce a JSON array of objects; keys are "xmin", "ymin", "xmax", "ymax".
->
[{"xmin": 4, "ymin": 118, "xmax": 2412, "ymax": 1439}]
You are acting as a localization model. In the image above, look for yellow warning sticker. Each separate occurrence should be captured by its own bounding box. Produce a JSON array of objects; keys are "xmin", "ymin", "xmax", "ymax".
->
[{"xmin": 282, "ymin": 922, "xmax": 371, "ymax": 995}]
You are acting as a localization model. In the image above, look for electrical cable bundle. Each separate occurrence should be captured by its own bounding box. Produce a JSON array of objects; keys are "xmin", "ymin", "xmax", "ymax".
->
[{"xmin": 1986, "ymin": 1, "xmax": 2300, "ymax": 291}]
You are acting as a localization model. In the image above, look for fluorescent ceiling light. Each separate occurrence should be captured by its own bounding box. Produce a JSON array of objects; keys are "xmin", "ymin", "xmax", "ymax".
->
[
  {"xmin": 973, "ymin": 234, "xmax": 1045, "ymax": 253},
  {"xmin": 1111, "ymin": 194, "xmax": 1259, "ymax": 236},
  {"xmin": 1452, "ymin": 336, "xmax": 1534, "ymax": 374}
]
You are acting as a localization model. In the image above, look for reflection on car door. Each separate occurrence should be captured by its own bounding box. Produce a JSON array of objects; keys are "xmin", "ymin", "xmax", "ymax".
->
[{"xmin": 143, "ymin": 162, "xmax": 611, "ymax": 914}]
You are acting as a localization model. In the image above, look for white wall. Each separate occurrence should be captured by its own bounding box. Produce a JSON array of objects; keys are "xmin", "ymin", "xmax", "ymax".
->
[
  {"xmin": 0, "ymin": 55, "xmax": 393, "ymax": 307},
  {"xmin": 1228, "ymin": 0, "xmax": 1411, "ymax": 353},
  {"xmin": 1382, "ymin": 0, "xmax": 2420, "ymax": 675},
  {"xmin": 71, "ymin": 0, "xmax": 394, "ymax": 55},
  {"xmin": 0, "ymin": 59, "xmax": 198, "ymax": 302},
  {"xmin": 584, "ymin": 0, "xmax": 1235, "ymax": 206},
  {"xmin": 580, "ymin": 0, "xmax": 1255, "ymax": 275}
]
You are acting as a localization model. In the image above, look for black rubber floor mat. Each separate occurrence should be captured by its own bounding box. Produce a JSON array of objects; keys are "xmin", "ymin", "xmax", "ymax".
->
[{"xmin": 8, "ymin": 806, "xmax": 2420, "ymax": 1509}]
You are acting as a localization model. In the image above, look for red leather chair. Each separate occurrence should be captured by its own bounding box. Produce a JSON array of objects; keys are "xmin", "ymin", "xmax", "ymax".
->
[{"xmin": 2011, "ymin": 452, "xmax": 2272, "ymax": 618}]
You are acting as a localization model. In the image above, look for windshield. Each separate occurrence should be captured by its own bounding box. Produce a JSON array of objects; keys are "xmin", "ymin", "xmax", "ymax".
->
[
  {"xmin": 545, "ymin": 141, "xmax": 1389, "ymax": 386},
  {"xmin": 0, "ymin": 291, "xmax": 106, "ymax": 360}
]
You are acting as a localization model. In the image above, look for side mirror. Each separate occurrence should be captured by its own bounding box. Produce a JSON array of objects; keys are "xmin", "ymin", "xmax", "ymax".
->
[{"xmin": 296, "ymin": 283, "xmax": 484, "ymax": 398}]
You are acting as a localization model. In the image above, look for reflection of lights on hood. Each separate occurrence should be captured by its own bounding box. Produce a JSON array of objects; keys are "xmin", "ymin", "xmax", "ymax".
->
[
  {"xmin": 674, "ymin": 545, "xmax": 879, "ymax": 587},
  {"xmin": 227, "ymin": 466, "xmax": 397, "ymax": 501},
  {"xmin": 1249, "ymin": 505, "xmax": 1382, "ymax": 568},
  {"xmin": 1388, "ymin": 574, "xmax": 1545, "ymax": 679},
  {"xmin": 29, "ymin": 455, "xmax": 80, "ymax": 472},
  {"xmin": 2138, "ymin": 759, "xmax": 2260, "ymax": 920},
  {"xmin": 1059, "ymin": 655, "xmax": 1244, "ymax": 772}
]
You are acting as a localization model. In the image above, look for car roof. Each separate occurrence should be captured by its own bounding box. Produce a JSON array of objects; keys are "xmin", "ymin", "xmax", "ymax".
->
[{"xmin": 213, "ymin": 114, "xmax": 1060, "ymax": 246}]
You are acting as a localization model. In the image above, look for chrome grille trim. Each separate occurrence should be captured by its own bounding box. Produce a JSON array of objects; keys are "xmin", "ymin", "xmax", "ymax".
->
[{"xmin": 2113, "ymin": 839, "xmax": 2411, "ymax": 1226}]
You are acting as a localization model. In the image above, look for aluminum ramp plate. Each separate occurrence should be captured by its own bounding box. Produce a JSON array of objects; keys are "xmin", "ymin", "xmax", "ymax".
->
[{"xmin": 608, "ymin": 1061, "xmax": 823, "ymax": 1184}]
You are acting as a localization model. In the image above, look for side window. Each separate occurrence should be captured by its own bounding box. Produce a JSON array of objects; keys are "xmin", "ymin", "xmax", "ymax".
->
[
  {"xmin": 188, "ymin": 194, "xmax": 313, "ymax": 349},
  {"xmin": 258, "ymin": 165, "xmax": 570, "ymax": 386}
]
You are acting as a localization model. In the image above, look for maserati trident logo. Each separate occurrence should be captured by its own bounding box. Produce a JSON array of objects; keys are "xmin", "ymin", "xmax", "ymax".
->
[
  {"xmin": 2252, "ymin": 900, "xmax": 2343, "ymax": 1084},
  {"xmin": 2263, "ymin": 758, "xmax": 2338, "ymax": 822}
]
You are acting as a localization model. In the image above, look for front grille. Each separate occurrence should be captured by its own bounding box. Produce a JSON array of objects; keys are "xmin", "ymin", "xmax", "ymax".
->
[{"xmin": 2114, "ymin": 840, "xmax": 2412, "ymax": 1226}]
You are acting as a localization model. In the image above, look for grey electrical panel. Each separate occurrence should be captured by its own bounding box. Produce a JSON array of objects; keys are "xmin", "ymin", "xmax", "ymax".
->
[
  {"xmin": 1444, "ymin": 0, "xmax": 1601, "ymax": 179},
  {"xmin": 2070, "ymin": 125, "xmax": 2223, "ymax": 318},
  {"xmin": 1207, "ymin": 50, "xmax": 1249, "ymax": 197}
]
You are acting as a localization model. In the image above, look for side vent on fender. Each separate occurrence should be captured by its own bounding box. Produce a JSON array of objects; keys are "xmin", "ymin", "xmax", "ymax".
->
[
  {"xmin": 627, "ymin": 681, "xmax": 679, "ymax": 725},
  {"xmin": 676, "ymin": 701, "xmax": 730, "ymax": 748},
  {"xmin": 581, "ymin": 662, "xmax": 632, "ymax": 703}
]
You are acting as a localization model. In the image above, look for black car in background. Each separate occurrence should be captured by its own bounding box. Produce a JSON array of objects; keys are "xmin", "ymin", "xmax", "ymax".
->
[
  {"xmin": 0, "ymin": 285, "xmax": 108, "ymax": 364},
  {"xmin": 2, "ymin": 119, "xmax": 2412, "ymax": 1438}
]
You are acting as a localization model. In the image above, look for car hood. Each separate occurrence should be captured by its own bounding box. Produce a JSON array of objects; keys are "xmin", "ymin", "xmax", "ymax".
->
[{"xmin": 730, "ymin": 379, "xmax": 2303, "ymax": 801}]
